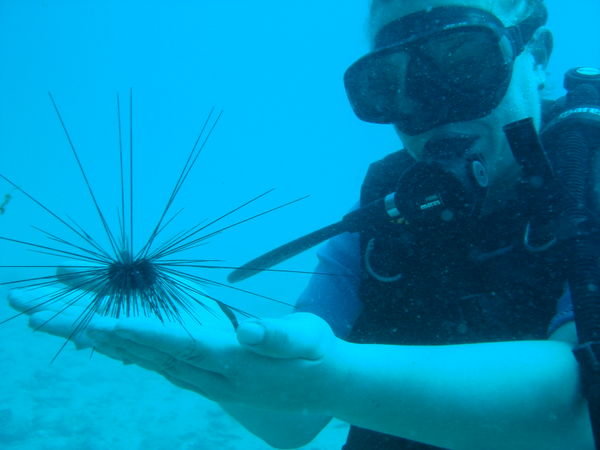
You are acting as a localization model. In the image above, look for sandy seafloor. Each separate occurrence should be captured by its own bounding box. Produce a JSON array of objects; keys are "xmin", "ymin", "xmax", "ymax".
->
[{"xmin": 0, "ymin": 292, "xmax": 348, "ymax": 450}]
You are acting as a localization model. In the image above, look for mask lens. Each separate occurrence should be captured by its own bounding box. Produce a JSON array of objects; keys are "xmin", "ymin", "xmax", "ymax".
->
[
  {"xmin": 344, "ymin": 51, "xmax": 409, "ymax": 124},
  {"xmin": 412, "ymin": 28, "xmax": 510, "ymax": 95},
  {"xmin": 344, "ymin": 27, "xmax": 514, "ymax": 134}
]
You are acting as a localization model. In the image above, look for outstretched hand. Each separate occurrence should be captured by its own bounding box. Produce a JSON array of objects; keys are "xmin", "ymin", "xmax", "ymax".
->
[{"xmin": 8, "ymin": 268, "xmax": 343, "ymax": 413}]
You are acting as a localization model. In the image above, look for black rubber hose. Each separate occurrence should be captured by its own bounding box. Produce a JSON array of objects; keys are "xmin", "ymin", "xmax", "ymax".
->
[
  {"xmin": 553, "ymin": 125, "xmax": 600, "ymax": 447},
  {"xmin": 227, "ymin": 220, "xmax": 348, "ymax": 283},
  {"xmin": 227, "ymin": 194, "xmax": 396, "ymax": 283},
  {"xmin": 561, "ymin": 130, "xmax": 600, "ymax": 341}
]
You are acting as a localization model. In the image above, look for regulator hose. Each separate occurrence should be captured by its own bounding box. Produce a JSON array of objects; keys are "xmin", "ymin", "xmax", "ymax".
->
[
  {"xmin": 556, "ymin": 127, "xmax": 600, "ymax": 445},
  {"xmin": 543, "ymin": 78, "xmax": 600, "ymax": 449}
]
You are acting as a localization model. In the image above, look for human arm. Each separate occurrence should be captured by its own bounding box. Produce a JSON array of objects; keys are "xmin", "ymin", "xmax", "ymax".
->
[
  {"xmin": 115, "ymin": 316, "xmax": 591, "ymax": 450},
  {"xmin": 6, "ymin": 229, "xmax": 362, "ymax": 449},
  {"xmin": 329, "ymin": 327, "xmax": 591, "ymax": 450},
  {"xmin": 107, "ymin": 317, "xmax": 595, "ymax": 449},
  {"xmin": 222, "ymin": 322, "xmax": 593, "ymax": 449},
  {"xmin": 213, "ymin": 230, "xmax": 362, "ymax": 447},
  {"xmin": 7, "ymin": 287, "xmax": 333, "ymax": 449},
  {"xmin": 12, "ymin": 282, "xmax": 593, "ymax": 450},
  {"xmin": 9, "ymin": 221, "xmax": 595, "ymax": 450}
]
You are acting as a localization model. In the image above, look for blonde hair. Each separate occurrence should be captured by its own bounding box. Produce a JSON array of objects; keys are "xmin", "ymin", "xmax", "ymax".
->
[{"xmin": 368, "ymin": 0, "xmax": 545, "ymax": 40}]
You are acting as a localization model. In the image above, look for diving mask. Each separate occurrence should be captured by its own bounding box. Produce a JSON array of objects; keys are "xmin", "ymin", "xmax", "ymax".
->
[{"xmin": 344, "ymin": 5, "xmax": 548, "ymax": 135}]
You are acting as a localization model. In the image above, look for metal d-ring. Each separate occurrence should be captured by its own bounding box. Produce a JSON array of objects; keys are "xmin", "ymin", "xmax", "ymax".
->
[
  {"xmin": 523, "ymin": 221, "xmax": 557, "ymax": 253},
  {"xmin": 364, "ymin": 238, "xmax": 403, "ymax": 283}
]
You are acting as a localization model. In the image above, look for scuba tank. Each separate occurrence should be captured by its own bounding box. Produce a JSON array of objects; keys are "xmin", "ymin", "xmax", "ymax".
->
[{"xmin": 505, "ymin": 67, "xmax": 600, "ymax": 449}]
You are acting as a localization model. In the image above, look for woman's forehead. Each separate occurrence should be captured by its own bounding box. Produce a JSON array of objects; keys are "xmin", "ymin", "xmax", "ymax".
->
[{"xmin": 370, "ymin": 0, "xmax": 525, "ymax": 33}]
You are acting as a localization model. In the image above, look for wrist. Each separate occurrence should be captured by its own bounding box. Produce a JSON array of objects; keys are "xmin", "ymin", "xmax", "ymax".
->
[{"xmin": 307, "ymin": 337, "xmax": 355, "ymax": 415}]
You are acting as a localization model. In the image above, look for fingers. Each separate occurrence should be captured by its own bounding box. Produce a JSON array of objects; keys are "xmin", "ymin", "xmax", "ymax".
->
[
  {"xmin": 7, "ymin": 266, "xmax": 97, "ymax": 316},
  {"xmin": 121, "ymin": 344, "xmax": 229, "ymax": 401},
  {"xmin": 29, "ymin": 310, "xmax": 79, "ymax": 336},
  {"xmin": 8, "ymin": 286, "xmax": 103, "ymax": 347},
  {"xmin": 87, "ymin": 323, "xmax": 235, "ymax": 402},
  {"xmin": 236, "ymin": 312, "xmax": 334, "ymax": 361},
  {"xmin": 8, "ymin": 288, "xmax": 36, "ymax": 313},
  {"xmin": 27, "ymin": 310, "xmax": 98, "ymax": 349},
  {"xmin": 8, "ymin": 288, "xmax": 59, "ymax": 314},
  {"xmin": 8, "ymin": 286, "xmax": 92, "ymax": 317},
  {"xmin": 88, "ymin": 320, "xmax": 189, "ymax": 370},
  {"xmin": 90, "ymin": 318, "xmax": 237, "ymax": 368},
  {"xmin": 55, "ymin": 264, "xmax": 104, "ymax": 293}
]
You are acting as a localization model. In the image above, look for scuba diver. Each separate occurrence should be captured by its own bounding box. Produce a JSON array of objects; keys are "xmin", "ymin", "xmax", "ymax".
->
[{"xmin": 9, "ymin": 0, "xmax": 600, "ymax": 448}]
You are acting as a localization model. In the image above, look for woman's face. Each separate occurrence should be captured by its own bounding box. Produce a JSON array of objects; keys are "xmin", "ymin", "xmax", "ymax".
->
[{"xmin": 370, "ymin": 0, "xmax": 547, "ymax": 204}]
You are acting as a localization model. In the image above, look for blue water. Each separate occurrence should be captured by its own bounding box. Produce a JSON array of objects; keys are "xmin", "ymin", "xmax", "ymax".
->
[{"xmin": 0, "ymin": 0, "xmax": 598, "ymax": 448}]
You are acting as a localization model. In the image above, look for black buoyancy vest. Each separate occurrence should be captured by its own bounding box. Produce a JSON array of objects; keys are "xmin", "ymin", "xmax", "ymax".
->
[{"xmin": 343, "ymin": 150, "xmax": 566, "ymax": 450}]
